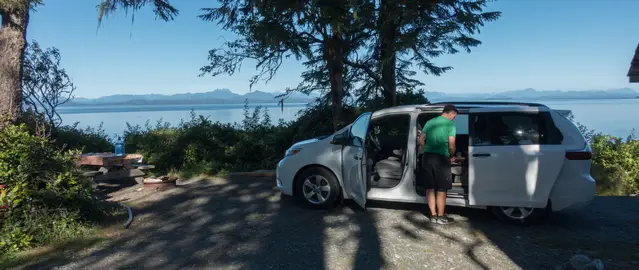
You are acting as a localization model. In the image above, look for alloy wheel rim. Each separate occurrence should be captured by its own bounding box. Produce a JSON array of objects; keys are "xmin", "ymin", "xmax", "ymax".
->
[
  {"xmin": 500, "ymin": 206, "xmax": 534, "ymax": 219},
  {"xmin": 302, "ymin": 175, "xmax": 331, "ymax": 204}
]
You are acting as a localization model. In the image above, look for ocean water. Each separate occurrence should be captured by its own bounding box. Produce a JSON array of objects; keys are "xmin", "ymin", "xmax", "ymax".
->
[{"xmin": 58, "ymin": 99, "xmax": 639, "ymax": 139}]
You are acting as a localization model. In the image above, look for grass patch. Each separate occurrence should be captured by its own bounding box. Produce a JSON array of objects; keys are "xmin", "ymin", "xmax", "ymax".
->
[
  {"xmin": 0, "ymin": 229, "xmax": 116, "ymax": 269},
  {"xmin": 0, "ymin": 203, "xmax": 128, "ymax": 269}
]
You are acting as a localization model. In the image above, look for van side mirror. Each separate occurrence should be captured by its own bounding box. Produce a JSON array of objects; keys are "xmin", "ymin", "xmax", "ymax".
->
[{"xmin": 331, "ymin": 132, "xmax": 349, "ymax": 145}]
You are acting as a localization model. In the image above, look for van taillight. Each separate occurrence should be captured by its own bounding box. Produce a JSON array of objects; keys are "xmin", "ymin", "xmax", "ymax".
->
[{"xmin": 565, "ymin": 151, "xmax": 592, "ymax": 160}]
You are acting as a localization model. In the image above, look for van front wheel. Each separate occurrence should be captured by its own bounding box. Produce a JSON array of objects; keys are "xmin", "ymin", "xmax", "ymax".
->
[
  {"xmin": 295, "ymin": 167, "xmax": 340, "ymax": 209},
  {"xmin": 489, "ymin": 204, "xmax": 550, "ymax": 226}
]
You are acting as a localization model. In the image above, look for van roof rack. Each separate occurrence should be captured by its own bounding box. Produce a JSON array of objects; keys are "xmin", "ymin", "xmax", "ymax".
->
[{"xmin": 426, "ymin": 101, "xmax": 549, "ymax": 108}]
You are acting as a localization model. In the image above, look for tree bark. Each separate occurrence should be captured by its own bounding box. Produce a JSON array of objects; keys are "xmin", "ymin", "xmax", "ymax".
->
[
  {"xmin": 0, "ymin": 3, "xmax": 29, "ymax": 125},
  {"xmin": 379, "ymin": 0, "xmax": 397, "ymax": 107},
  {"xmin": 325, "ymin": 34, "xmax": 344, "ymax": 132}
]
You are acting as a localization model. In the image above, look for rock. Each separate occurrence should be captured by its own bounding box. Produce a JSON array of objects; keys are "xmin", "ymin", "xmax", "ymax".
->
[
  {"xmin": 588, "ymin": 259, "xmax": 604, "ymax": 270},
  {"xmin": 569, "ymin": 254, "xmax": 591, "ymax": 269},
  {"xmin": 567, "ymin": 254, "xmax": 605, "ymax": 270}
]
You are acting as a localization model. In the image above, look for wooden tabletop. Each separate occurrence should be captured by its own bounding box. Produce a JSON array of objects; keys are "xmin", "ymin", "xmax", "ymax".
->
[{"xmin": 75, "ymin": 153, "xmax": 143, "ymax": 167}]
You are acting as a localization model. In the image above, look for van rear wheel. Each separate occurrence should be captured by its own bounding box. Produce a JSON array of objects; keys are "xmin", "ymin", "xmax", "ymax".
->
[
  {"xmin": 295, "ymin": 167, "xmax": 340, "ymax": 209},
  {"xmin": 489, "ymin": 204, "xmax": 550, "ymax": 226}
]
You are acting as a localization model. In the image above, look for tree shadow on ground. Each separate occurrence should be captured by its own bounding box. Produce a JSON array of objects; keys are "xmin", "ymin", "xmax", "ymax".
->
[
  {"xmin": 465, "ymin": 197, "xmax": 639, "ymax": 269},
  {"xmin": 16, "ymin": 175, "xmax": 639, "ymax": 269},
  {"xmin": 372, "ymin": 198, "xmax": 639, "ymax": 269},
  {"xmin": 369, "ymin": 201, "xmax": 497, "ymax": 269},
  {"xmin": 19, "ymin": 175, "xmax": 387, "ymax": 269},
  {"xmin": 92, "ymin": 177, "xmax": 138, "ymax": 200}
]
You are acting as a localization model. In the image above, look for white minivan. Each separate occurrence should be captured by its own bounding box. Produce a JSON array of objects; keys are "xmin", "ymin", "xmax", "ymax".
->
[{"xmin": 275, "ymin": 102, "xmax": 596, "ymax": 225}]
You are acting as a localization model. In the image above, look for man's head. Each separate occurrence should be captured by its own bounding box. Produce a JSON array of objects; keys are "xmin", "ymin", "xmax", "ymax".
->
[{"xmin": 441, "ymin": 104, "xmax": 458, "ymax": 120}]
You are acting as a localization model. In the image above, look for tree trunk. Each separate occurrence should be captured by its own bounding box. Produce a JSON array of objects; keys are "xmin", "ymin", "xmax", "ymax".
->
[
  {"xmin": 325, "ymin": 34, "xmax": 344, "ymax": 132},
  {"xmin": 379, "ymin": 0, "xmax": 397, "ymax": 107},
  {"xmin": 0, "ymin": 4, "xmax": 29, "ymax": 125}
]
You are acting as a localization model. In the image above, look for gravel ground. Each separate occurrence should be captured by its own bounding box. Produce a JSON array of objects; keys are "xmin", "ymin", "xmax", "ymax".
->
[{"xmin": 16, "ymin": 176, "xmax": 639, "ymax": 270}]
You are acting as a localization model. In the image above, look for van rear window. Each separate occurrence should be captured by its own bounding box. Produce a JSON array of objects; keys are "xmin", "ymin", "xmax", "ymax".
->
[{"xmin": 470, "ymin": 112, "xmax": 563, "ymax": 146}]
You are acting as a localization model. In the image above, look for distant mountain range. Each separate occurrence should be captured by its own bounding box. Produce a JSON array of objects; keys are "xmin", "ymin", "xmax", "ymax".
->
[
  {"xmin": 66, "ymin": 88, "xmax": 638, "ymax": 106},
  {"xmin": 425, "ymin": 88, "xmax": 638, "ymax": 102},
  {"xmin": 67, "ymin": 89, "xmax": 320, "ymax": 106}
]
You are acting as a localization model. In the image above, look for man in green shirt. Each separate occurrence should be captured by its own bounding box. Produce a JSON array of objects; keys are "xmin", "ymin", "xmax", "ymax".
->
[{"xmin": 418, "ymin": 104, "xmax": 458, "ymax": 225}]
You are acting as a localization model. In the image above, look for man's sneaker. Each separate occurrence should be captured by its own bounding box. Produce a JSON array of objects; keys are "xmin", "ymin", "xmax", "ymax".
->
[
  {"xmin": 435, "ymin": 215, "xmax": 454, "ymax": 225},
  {"xmin": 428, "ymin": 215, "xmax": 439, "ymax": 223},
  {"xmin": 440, "ymin": 215, "xmax": 455, "ymax": 222}
]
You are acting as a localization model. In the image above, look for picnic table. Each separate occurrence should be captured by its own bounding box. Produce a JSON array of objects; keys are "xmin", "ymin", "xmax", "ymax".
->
[{"xmin": 75, "ymin": 153, "xmax": 155, "ymax": 184}]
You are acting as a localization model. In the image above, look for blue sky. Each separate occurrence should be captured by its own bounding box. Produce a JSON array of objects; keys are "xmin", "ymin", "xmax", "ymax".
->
[{"xmin": 27, "ymin": 0, "xmax": 639, "ymax": 98}]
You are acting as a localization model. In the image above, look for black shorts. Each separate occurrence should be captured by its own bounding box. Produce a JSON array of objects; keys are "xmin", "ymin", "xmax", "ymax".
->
[{"xmin": 421, "ymin": 153, "xmax": 452, "ymax": 192}]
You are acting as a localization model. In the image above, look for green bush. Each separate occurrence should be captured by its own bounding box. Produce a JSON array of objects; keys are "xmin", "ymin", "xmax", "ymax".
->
[
  {"xmin": 567, "ymin": 114, "xmax": 638, "ymax": 195},
  {"xmin": 19, "ymin": 109, "xmax": 113, "ymax": 154},
  {"xmin": 121, "ymin": 101, "xmax": 360, "ymax": 176},
  {"xmin": 53, "ymin": 123, "xmax": 114, "ymax": 153},
  {"xmin": 0, "ymin": 124, "xmax": 105, "ymax": 253},
  {"xmin": 590, "ymin": 132, "xmax": 639, "ymax": 195}
]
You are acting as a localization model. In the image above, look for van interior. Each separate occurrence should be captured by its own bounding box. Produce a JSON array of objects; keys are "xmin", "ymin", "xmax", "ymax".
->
[
  {"xmin": 366, "ymin": 114, "xmax": 411, "ymax": 189},
  {"xmin": 415, "ymin": 113, "xmax": 470, "ymax": 197}
]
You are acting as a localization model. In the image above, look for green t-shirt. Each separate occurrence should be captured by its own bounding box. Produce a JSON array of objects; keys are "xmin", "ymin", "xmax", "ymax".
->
[{"xmin": 422, "ymin": 116, "xmax": 456, "ymax": 157}]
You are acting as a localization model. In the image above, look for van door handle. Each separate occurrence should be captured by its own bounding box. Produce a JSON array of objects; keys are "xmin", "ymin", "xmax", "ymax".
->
[
  {"xmin": 354, "ymin": 155, "xmax": 361, "ymax": 160},
  {"xmin": 472, "ymin": 153, "xmax": 491, "ymax": 157}
]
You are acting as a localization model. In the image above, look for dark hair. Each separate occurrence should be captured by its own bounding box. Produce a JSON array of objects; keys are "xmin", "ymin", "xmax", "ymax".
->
[{"xmin": 442, "ymin": 104, "xmax": 458, "ymax": 114}]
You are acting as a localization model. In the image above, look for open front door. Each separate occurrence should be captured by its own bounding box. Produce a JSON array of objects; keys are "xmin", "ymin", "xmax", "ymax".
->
[
  {"xmin": 342, "ymin": 112, "xmax": 372, "ymax": 208},
  {"xmin": 468, "ymin": 107, "xmax": 565, "ymax": 208}
]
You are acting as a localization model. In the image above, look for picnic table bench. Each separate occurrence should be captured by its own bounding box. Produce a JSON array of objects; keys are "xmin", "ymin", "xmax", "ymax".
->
[{"xmin": 76, "ymin": 153, "xmax": 154, "ymax": 184}]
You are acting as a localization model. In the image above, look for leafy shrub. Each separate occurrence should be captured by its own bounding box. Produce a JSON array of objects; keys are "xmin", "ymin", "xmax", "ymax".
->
[
  {"xmin": 124, "ymin": 113, "xmax": 238, "ymax": 176},
  {"xmin": 0, "ymin": 124, "xmax": 105, "ymax": 253},
  {"xmin": 569, "ymin": 113, "xmax": 638, "ymax": 195},
  {"xmin": 20, "ymin": 110, "xmax": 114, "ymax": 153},
  {"xmin": 590, "ymin": 132, "xmax": 639, "ymax": 195},
  {"xmin": 53, "ymin": 123, "xmax": 114, "ymax": 153},
  {"xmin": 122, "ymin": 101, "xmax": 356, "ymax": 176}
]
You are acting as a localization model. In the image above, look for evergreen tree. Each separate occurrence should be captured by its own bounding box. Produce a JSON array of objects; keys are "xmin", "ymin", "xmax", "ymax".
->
[{"xmin": 199, "ymin": 0, "xmax": 376, "ymax": 131}]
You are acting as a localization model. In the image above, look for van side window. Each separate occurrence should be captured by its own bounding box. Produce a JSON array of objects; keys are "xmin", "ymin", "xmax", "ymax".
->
[
  {"xmin": 540, "ymin": 112, "xmax": 564, "ymax": 144},
  {"xmin": 418, "ymin": 113, "xmax": 469, "ymax": 134},
  {"xmin": 471, "ymin": 112, "xmax": 558, "ymax": 146},
  {"xmin": 370, "ymin": 113, "xmax": 411, "ymax": 155}
]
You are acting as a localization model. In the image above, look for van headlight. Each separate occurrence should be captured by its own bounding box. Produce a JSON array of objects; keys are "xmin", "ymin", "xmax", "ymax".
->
[{"xmin": 285, "ymin": 148, "xmax": 302, "ymax": 157}]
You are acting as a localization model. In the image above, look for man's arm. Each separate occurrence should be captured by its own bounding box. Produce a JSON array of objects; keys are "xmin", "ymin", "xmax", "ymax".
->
[
  {"xmin": 448, "ymin": 136, "xmax": 456, "ymax": 157},
  {"xmin": 418, "ymin": 131, "xmax": 426, "ymax": 146},
  {"xmin": 448, "ymin": 122, "xmax": 457, "ymax": 157},
  {"xmin": 418, "ymin": 123, "xmax": 427, "ymax": 146}
]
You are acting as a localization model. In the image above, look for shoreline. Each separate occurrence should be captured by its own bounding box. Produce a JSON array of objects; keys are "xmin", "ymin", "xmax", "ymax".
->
[{"xmin": 57, "ymin": 97, "xmax": 638, "ymax": 115}]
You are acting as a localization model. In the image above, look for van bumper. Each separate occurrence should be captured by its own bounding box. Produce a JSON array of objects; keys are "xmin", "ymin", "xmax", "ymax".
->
[
  {"xmin": 550, "ymin": 175, "xmax": 596, "ymax": 212},
  {"xmin": 276, "ymin": 159, "xmax": 295, "ymax": 196}
]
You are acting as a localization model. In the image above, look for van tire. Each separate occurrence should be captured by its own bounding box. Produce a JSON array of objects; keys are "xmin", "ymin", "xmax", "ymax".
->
[
  {"xmin": 489, "ymin": 204, "xmax": 550, "ymax": 226},
  {"xmin": 294, "ymin": 166, "xmax": 340, "ymax": 210}
]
